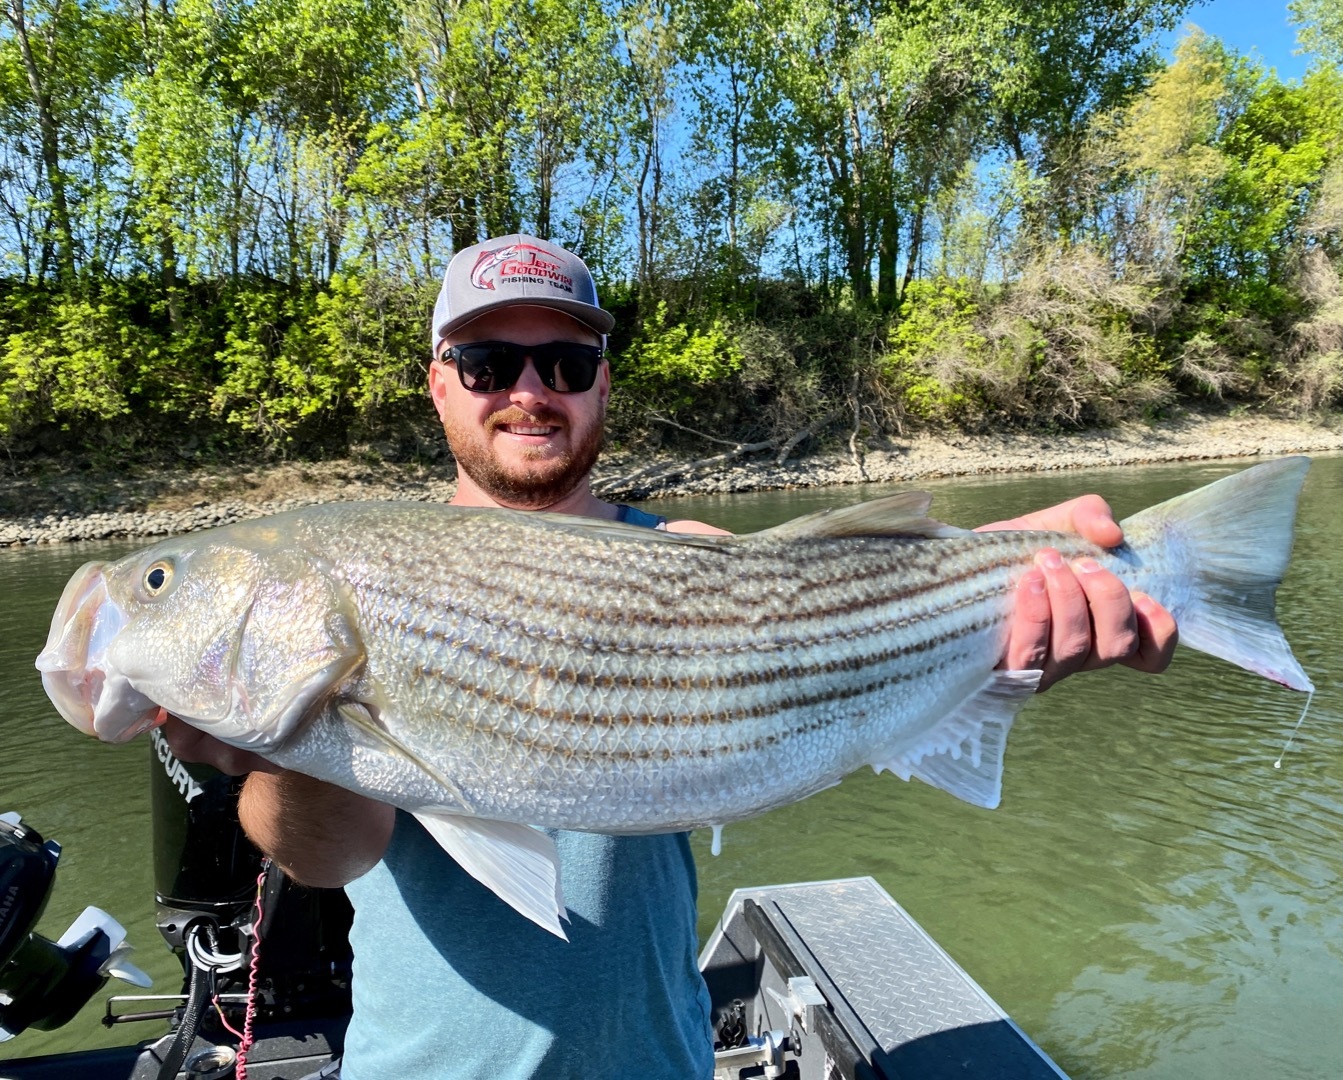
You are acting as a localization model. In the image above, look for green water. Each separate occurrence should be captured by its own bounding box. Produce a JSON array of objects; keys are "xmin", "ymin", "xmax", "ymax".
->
[{"xmin": 3, "ymin": 456, "xmax": 1341, "ymax": 1077}]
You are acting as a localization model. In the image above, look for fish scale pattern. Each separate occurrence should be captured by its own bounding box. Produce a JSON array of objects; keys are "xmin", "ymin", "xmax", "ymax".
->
[{"xmin": 306, "ymin": 504, "xmax": 1031, "ymax": 828}]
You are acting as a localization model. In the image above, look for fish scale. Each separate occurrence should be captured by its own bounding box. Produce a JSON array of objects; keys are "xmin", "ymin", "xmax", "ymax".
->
[
  {"xmin": 317, "ymin": 518, "xmax": 1042, "ymax": 830},
  {"xmin": 37, "ymin": 457, "xmax": 1315, "ymax": 935}
]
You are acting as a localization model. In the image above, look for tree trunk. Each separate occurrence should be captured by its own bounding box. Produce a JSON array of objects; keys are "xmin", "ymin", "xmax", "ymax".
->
[
  {"xmin": 876, "ymin": 203, "xmax": 899, "ymax": 310},
  {"xmin": 6, "ymin": 0, "xmax": 75, "ymax": 282}
]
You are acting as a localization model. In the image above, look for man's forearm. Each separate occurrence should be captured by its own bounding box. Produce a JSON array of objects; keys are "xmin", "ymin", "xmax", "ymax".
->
[{"xmin": 238, "ymin": 771, "xmax": 395, "ymax": 888}]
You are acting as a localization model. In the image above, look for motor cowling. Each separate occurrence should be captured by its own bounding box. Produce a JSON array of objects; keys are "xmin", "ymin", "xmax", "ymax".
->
[
  {"xmin": 0, "ymin": 813, "xmax": 148, "ymax": 1041},
  {"xmin": 148, "ymin": 730, "xmax": 354, "ymax": 1019}
]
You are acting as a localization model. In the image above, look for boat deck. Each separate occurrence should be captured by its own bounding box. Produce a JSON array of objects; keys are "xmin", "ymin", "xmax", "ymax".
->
[{"xmin": 700, "ymin": 877, "xmax": 1068, "ymax": 1079}]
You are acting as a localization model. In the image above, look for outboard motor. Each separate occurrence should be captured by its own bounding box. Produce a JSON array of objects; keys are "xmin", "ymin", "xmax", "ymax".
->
[
  {"xmin": 0, "ymin": 812, "xmax": 150, "ymax": 1042},
  {"xmin": 148, "ymin": 729, "xmax": 354, "ymax": 1021},
  {"xmin": 0, "ymin": 737, "xmax": 354, "ymax": 1079}
]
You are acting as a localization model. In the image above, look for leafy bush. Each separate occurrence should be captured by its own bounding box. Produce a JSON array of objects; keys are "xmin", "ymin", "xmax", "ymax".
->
[
  {"xmin": 611, "ymin": 301, "xmax": 745, "ymax": 420},
  {"xmin": 209, "ymin": 274, "xmax": 428, "ymax": 451},
  {"xmin": 882, "ymin": 277, "xmax": 991, "ymax": 424},
  {"xmin": 1, "ymin": 294, "xmax": 137, "ymax": 437}
]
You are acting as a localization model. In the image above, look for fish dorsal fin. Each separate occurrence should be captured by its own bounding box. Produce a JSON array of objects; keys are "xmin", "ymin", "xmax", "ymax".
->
[
  {"xmin": 413, "ymin": 810, "xmax": 568, "ymax": 939},
  {"xmin": 871, "ymin": 668, "xmax": 1041, "ymax": 809},
  {"xmin": 757, "ymin": 492, "xmax": 969, "ymax": 541}
]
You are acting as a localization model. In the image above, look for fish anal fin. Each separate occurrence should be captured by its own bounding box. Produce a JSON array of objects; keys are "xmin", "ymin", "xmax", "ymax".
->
[
  {"xmin": 872, "ymin": 668, "xmax": 1041, "ymax": 809},
  {"xmin": 413, "ymin": 811, "xmax": 569, "ymax": 939}
]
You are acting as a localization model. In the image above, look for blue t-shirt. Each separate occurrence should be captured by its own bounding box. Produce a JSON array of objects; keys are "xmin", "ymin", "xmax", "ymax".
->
[
  {"xmin": 342, "ymin": 819, "xmax": 712, "ymax": 1079},
  {"xmin": 341, "ymin": 503, "xmax": 711, "ymax": 1080}
]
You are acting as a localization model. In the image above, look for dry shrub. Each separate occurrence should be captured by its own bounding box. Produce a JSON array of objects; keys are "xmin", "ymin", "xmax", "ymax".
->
[
  {"xmin": 1284, "ymin": 248, "xmax": 1343, "ymax": 413},
  {"xmin": 732, "ymin": 321, "xmax": 833, "ymax": 438},
  {"xmin": 978, "ymin": 248, "xmax": 1174, "ymax": 425},
  {"xmin": 1174, "ymin": 331, "xmax": 1250, "ymax": 397}
]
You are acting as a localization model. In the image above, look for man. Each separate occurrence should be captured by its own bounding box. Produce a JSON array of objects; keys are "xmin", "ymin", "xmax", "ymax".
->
[{"xmin": 168, "ymin": 233, "xmax": 1176, "ymax": 1079}]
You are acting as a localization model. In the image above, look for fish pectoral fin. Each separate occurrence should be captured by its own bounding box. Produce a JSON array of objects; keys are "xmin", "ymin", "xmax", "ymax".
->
[
  {"xmin": 872, "ymin": 668, "xmax": 1042, "ymax": 810},
  {"xmin": 336, "ymin": 701, "xmax": 475, "ymax": 813},
  {"xmin": 412, "ymin": 811, "xmax": 568, "ymax": 939}
]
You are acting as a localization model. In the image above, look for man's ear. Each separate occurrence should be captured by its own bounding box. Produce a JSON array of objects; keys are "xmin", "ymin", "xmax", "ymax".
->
[
  {"xmin": 428, "ymin": 358, "xmax": 453, "ymax": 421},
  {"xmin": 596, "ymin": 357, "xmax": 611, "ymax": 408}
]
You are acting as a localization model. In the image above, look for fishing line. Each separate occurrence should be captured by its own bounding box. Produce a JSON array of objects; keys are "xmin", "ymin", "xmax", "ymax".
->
[{"xmin": 1274, "ymin": 690, "xmax": 1314, "ymax": 769}]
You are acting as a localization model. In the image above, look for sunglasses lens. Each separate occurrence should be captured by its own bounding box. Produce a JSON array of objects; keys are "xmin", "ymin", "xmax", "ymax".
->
[
  {"xmin": 454, "ymin": 344, "xmax": 524, "ymax": 393},
  {"xmin": 449, "ymin": 342, "xmax": 602, "ymax": 394},
  {"xmin": 543, "ymin": 344, "xmax": 602, "ymax": 393}
]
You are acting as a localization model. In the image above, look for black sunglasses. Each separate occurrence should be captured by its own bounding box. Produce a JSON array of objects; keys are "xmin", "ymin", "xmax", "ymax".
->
[{"xmin": 442, "ymin": 340, "xmax": 604, "ymax": 394}]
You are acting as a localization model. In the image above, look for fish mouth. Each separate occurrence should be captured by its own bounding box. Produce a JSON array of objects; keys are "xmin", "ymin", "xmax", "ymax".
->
[{"xmin": 35, "ymin": 562, "xmax": 162, "ymax": 743}]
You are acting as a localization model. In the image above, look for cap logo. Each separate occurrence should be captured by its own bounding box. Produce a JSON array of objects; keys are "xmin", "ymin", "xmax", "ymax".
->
[{"xmin": 469, "ymin": 243, "xmax": 574, "ymax": 294}]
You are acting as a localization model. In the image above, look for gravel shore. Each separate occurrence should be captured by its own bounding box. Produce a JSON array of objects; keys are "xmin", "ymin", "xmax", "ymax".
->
[{"xmin": 3, "ymin": 411, "xmax": 1341, "ymax": 547}]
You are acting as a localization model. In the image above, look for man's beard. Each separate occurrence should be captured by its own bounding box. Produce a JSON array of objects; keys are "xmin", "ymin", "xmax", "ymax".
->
[{"xmin": 444, "ymin": 405, "xmax": 605, "ymax": 510}]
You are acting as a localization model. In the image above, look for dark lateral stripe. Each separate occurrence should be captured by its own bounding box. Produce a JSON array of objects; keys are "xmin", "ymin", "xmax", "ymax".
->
[
  {"xmin": 456, "ymin": 659, "xmax": 948, "ymax": 762},
  {"xmin": 397, "ymin": 609, "xmax": 995, "ymax": 704},
  {"xmin": 389, "ymin": 541, "xmax": 996, "ymax": 622},
  {"xmin": 364, "ymin": 549, "xmax": 1017, "ymax": 648}
]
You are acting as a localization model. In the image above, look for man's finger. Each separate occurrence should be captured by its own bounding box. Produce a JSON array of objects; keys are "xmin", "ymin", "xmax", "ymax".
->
[
  {"xmin": 163, "ymin": 715, "xmax": 278, "ymax": 776},
  {"xmin": 1071, "ymin": 558, "xmax": 1139, "ymax": 668},
  {"xmin": 1036, "ymin": 548, "xmax": 1092, "ymax": 688},
  {"xmin": 1003, "ymin": 567, "xmax": 1051, "ymax": 672},
  {"xmin": 1065, "ymin": 495, "xmax": 1123, "ymax": 549},
  {"xmin": 1124, "ymin": 592, "xmax": 1179, "ymax": 674},
  {"xmin": 976, "ymin": 494, "xmax": 1122, "ymax": 547}
]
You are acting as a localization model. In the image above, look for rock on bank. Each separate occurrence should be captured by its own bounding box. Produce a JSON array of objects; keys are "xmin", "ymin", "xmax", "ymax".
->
[{"xmin": 3, "ymin": 413, "xmax": 1341, "ymax": 547}]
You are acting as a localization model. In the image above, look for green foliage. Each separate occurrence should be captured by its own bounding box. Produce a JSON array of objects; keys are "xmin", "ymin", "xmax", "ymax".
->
[
  {"xmin": 2, "ymin": 0, "xmax": 1343, "ymax": 461},
  {"xmin": 615, "ymin": 301, "xmax": 745, "ymax": 412},
  {"xmin": 210, "ymin": 274, "xmax": 427, "ymax": 448},
  {"xmin": 883, "ymin": 278, "xmax": 988, "ymax": 422},
  {"xmin": 1291, "ymin": 0, "xmax": 1343, "ymax": 67},
  {"xmin": 0, "ymin": 292, "xmax": 137, "ymax": 436},
  {"xmin": 1185, "ymin": 66, "xmax": 1343, "ymax": 284}
]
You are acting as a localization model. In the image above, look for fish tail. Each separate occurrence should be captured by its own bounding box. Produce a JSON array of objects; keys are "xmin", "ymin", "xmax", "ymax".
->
[{"xmin": 1122, "ymin": 455, "xmax": 1314, "ymax": 692}]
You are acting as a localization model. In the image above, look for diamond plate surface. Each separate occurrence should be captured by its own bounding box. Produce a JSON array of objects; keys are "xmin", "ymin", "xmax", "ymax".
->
[{"xmin": 758, "ymin": 879, "xmax": 1007, "ymax": 1049}]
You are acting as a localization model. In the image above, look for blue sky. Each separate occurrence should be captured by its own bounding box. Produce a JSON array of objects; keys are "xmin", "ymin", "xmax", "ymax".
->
[{"xmin": 1168, "ymin": 0, "xmax": 1312, "ymax": 81}]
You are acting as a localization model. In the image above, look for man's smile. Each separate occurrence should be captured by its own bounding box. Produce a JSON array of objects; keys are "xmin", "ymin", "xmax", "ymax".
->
[
  {"xmin": 487, "ymin": 407, "xmax": 566, "ymax": 441},
  {"xmin": 498, "ymin": 423, "xmax": 560, "ymax": 437}
]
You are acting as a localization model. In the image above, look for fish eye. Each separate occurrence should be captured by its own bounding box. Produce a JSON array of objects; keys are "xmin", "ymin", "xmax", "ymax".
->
[{"xmin": 143, "ymin": 561, "xmax": 173, "ymax": 595}]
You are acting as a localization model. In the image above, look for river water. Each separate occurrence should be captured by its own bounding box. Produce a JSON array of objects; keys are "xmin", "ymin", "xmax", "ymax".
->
[{"xmin": 1, "ymin": 455, "xmax": 1340, "ymax": 1077}]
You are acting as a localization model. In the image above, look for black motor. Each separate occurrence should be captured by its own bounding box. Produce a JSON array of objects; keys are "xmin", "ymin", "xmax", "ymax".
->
[
  {"xmin": 148, "ymin": 728, "xmax": 354, "ymax": 1022},
  {"xmin": 0, "ymin": 812, "xmax": 149, "ymax": 1041}
]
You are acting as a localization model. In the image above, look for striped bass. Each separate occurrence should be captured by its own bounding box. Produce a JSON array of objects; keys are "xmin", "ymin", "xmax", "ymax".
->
[{"xmin": 36, "ymin": 456, "xmax": 1314, "ymax": 936}]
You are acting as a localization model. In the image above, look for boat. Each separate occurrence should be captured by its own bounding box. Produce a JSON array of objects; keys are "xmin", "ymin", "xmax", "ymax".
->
[{"xmin": 1, "ymin": 749, "xmax": 1068, "ymax": 1079}]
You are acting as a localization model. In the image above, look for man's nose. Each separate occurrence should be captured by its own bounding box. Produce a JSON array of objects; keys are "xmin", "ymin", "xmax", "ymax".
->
[{"xmin": 508, "ymin": 355, "xmax": 551, "ymax": 400}]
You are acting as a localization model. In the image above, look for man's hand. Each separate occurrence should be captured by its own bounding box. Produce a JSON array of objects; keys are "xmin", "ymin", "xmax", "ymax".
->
[
  {"xmin": 977, "ymin": 494, "xmax": 1178, "ymax": 691},
  {"xmin": 162, "ymin": 714, "xmax": 281, "ymax": 776}
]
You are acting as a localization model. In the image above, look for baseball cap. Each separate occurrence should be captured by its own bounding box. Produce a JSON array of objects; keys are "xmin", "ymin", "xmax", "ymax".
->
[{"xmin": 430, "ymin": 233, "xmax": 615, "ymax": 348}]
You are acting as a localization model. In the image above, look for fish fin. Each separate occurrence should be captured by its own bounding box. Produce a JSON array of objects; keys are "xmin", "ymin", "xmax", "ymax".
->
[
  {"xmin": 873, "ymin": 668, "xmax": 1042, "ymax": 809},
  {"xmin": 757, "ymin": 492, "xmax": 969, "ymax": 541},
  {"xmin": 336, "ymin": 701, "xmax": 475, "ymax": 813},
  {"xmin": 1123, "ymin": 456, "xmax": 1315, "ymax": 692},
  {"xmin": 412, "ymin": 811, "xmax": 568, "ymax": 939}
]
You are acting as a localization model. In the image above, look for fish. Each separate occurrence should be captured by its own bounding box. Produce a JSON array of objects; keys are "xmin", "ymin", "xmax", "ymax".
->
[{"xmin": 36, "ymin": 456, "xmax": 1314, "ymax": 937}]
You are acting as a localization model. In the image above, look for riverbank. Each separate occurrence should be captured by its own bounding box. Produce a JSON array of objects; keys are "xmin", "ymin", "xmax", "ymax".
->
[{"xmin": 3, "ymin": 411, "xmax": 1341, "ymax": 546}]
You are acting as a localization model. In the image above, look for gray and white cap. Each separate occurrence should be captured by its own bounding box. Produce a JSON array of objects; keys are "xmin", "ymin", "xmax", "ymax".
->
[{"xmin": 430, "ymin": 233, "xmax": 614, "ymax": 348}]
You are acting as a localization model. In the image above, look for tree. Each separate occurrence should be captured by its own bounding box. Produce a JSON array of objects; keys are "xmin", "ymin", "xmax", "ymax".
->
[
  {"xmin": 1, "ymin": 0, "xmax": 129, "ymax": 282},
  {"xmin": 1291, "ymin": 0, "xmax": 1343, "ymax": 67}
]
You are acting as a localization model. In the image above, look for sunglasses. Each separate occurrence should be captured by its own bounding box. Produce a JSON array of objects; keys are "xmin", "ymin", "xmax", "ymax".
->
[{"xmin": 441, "ymin": 340, "xmax": 604, "ymax": 394}]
